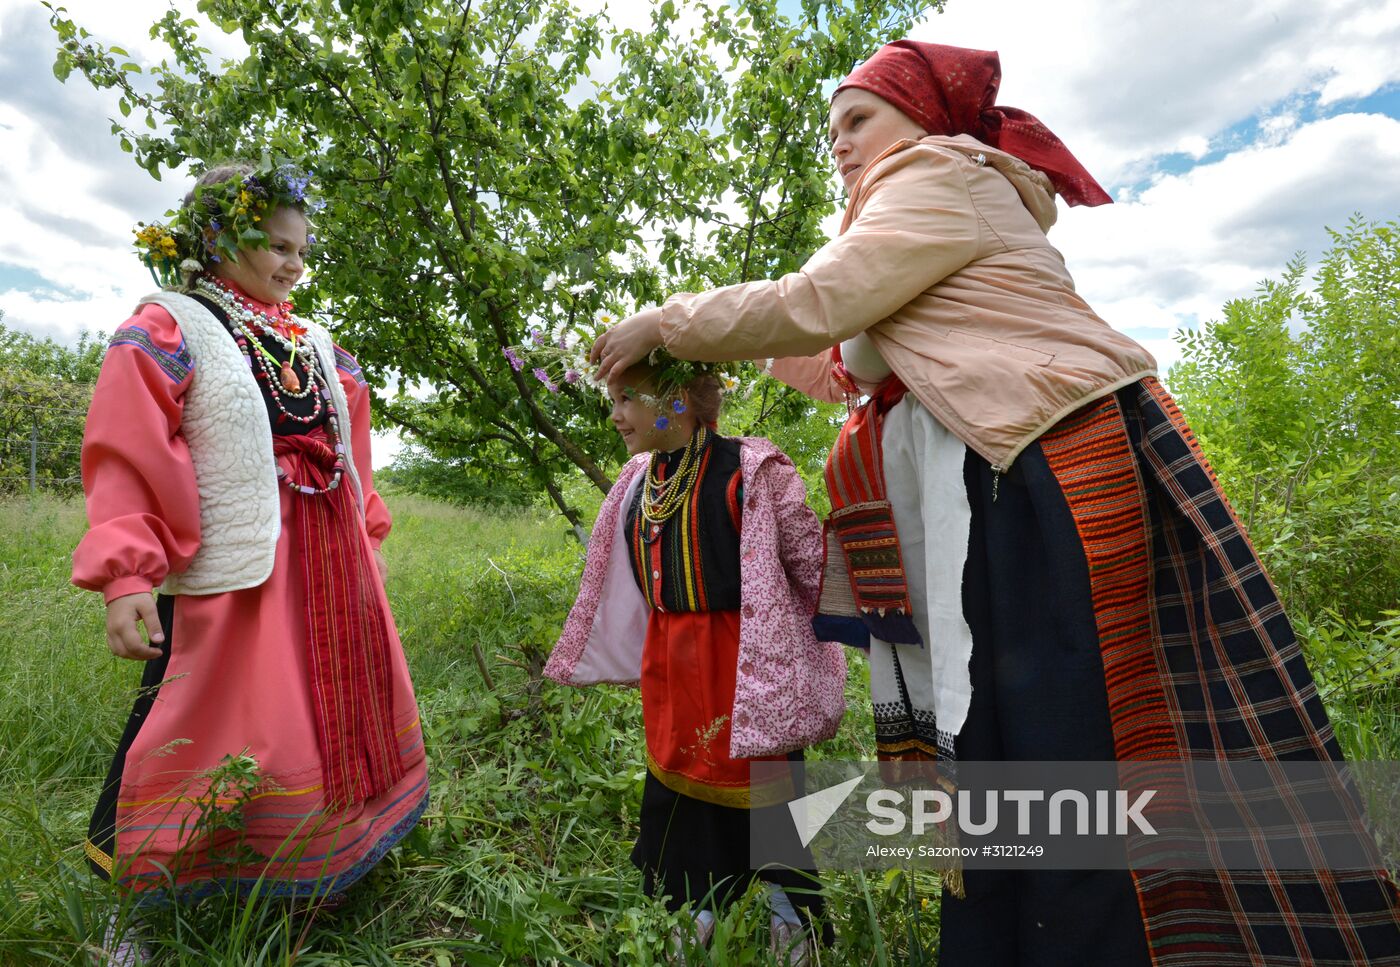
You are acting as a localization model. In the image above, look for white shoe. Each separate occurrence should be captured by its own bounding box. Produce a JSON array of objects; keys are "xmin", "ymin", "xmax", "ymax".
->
[
  {"xmin": 667, "ymin": 909, "xmax": 715, "ymax": 965},
  {"xmin": 767, "ymin": 886, "xmax": 811, "ymax": 966},
  {"xmin": 769, "ymin": 915, "xmax": 812, "ymax": 966},
  {"xmin": 99, "ymin": 912, "xmax": 151, "ymax": 967}
]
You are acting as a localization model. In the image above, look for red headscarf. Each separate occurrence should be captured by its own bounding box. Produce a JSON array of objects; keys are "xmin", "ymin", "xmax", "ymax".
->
[{"xmin": 834, "ymin": 41, "xmax": 1112, "ymax": 207}]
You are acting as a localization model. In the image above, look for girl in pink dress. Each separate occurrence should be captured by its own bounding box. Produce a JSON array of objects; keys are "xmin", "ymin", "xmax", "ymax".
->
[{"xmin": 73, "ymin": 163, "xmax": 427, "ymax": 929}]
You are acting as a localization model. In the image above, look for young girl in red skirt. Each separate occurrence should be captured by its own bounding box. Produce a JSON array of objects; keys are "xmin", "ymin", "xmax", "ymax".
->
[{"xmin": 544, "ymin": 366, "xmax": 846, "ymax": 962}]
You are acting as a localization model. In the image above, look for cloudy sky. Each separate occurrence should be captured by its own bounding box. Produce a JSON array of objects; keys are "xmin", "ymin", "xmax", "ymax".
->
[{"xmin": 2, "ymin": 0, "xmax": 1399, "ymax": 461}]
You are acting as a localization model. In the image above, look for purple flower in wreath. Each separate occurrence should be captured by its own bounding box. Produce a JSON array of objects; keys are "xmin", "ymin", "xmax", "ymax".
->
[
  {"xmin": 278, "ymin": 167, "xmax": 311, "ymax": 202},
  {"xmin": 654, "ymin": 416, "xmax": 670, "ymax": 430},
  {"xmin": 502, "ymin": 346, "xmax": 524, "ymax": 371},
  {"xmin": 564, "ymin": 369, "xmax": 581, "ymax": 384},
  {"xmin": 307, "ymin": 233, "xmax": 318, "ymax": 247},
  {"xmin": 530, "ymin": 327, "xmax": 546, "ymax": 347},
  {"xmin": 671, "ymin": 399, "xmax": 686, "ymax": 414}
]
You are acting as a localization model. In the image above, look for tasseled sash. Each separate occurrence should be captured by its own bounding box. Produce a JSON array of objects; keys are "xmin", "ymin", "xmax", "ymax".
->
[
  {"xmin": 812, "ymin": 366, "xmax": 923, "ymax": 649},
  {"xmin": 273, "ymin": 433, "xmax": 406, "ymax": 809}
]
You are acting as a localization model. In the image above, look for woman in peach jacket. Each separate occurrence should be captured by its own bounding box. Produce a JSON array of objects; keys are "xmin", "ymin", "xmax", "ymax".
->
[{"xmin": 592, "ymin": 40, "xmax": 1400, "ymax": 967}]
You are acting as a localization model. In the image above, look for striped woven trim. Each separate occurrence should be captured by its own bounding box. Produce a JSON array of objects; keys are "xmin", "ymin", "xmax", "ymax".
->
[
  {"xmin": 677, "ymin": 444, "xmax": 713, "ymax": 611},
  {"xmin": 1038, "ymin": 392, "xmax": 1237, "ymax": 963},
  {"xmin": 108, "ymin": 326, "xmax": 193, "ymax": 383},
  {"xmin": 297, "ymin": 465, "xmax": 405, "ymax": 808},
  {"xmin": 873, "ymin": 738, "xmax": 941, "ymax": 758},
  {"xmin": 1041, "ymin": 384, "xmax": 1400, "ymax": 964},
  {"xmin": 818, "ymin": 388, "xmax": 919, "ymax": 641},
  {"xmin": 116, "ymin": 784, "xmax": 428, "ymax": 904},
  {"xmin": 333, "ymin": 346, "xmax": 367, "ymax": 386},
  {"xmin": 1038, "ymin": 395, "xmax": 1177, "ymax": 761},
  {"xmin": 824, "ymin": 398, "xmax": 882, "ymax": 507},
  {"xmin": 631, "ymin": 497, "xmax": 657, "ymax": 609},
  {"xmin": 630, "ymin": 445, "xmax": 721, "ymax": 612},
  {"xmin": 725, "ymin": 472, "xmax": 743, "ymax": 532},
  {"xmin": 1137, "ymin": 378, "xmax": 1400, "ymax": 962}
]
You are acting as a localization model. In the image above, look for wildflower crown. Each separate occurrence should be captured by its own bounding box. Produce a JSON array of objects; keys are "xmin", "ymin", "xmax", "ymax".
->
[
  {"xmin": 133, "ymin": 158, "xmax": 323, "ymax": 289},
  {"xmin": 510, "ymin": 310, "xmax": 742, "ymax": 426}
]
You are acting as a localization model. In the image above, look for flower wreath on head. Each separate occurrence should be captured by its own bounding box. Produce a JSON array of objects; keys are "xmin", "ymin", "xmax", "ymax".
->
[
  {"xmin": 507, "ymin": 305, "xmax": 745, "ymax": 431},
  {"xmin": 133, "ymin": 157, "xmax": 325, "ymax": 290}
]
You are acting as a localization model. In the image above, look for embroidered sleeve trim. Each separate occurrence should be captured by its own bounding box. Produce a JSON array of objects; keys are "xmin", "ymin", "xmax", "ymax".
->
[
  {"xmin": 108, "ymin": 326, "xmax": 194, "ymax": 383},
  {"xmin": 334, "ymin": 346, "xmax": 368, "ymax": 386}
]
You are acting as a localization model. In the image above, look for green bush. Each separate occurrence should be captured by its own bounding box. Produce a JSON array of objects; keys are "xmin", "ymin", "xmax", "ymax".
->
[
  {"xmin": 0, "ymin": 316, "xmax": 103, "ymax": 494},
  {"xmin": 1169, "ymin": 216, "xmax": 1400, "ymax": 741}
]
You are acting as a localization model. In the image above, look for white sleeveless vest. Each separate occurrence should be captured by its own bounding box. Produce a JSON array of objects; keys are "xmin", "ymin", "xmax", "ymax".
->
[{"xmin": 140, "ymin": 292, "xmax": 363, "ymax": 595}]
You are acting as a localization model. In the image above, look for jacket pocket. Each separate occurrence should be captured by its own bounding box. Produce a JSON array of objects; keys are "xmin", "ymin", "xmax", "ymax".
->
[{"xmin": 945, "ymin": 328, "xmax": 1057, "ymax": 366}]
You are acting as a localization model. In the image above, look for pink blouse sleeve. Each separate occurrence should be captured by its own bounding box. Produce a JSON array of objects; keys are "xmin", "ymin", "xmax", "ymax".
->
[
  {"xmin": 335, "ymin": 346, "xmax": 391, "ymax": 548},
  {"xmin": 72, "ymin": 304, "xmax": 202, "ymax": 603},
  {"xmin": 767, "ymin": 350, "xmax": 847, "ymax": 404}
]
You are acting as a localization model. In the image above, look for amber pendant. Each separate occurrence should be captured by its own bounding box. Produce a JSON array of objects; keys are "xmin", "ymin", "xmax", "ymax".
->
[{"xmin": 280, "ymin": 361, "xmax": 301, "ymax": 393}]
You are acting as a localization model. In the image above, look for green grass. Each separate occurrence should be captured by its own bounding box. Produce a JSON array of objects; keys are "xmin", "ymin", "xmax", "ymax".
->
[{"xmin": 0, "ymin": 494, "xmax": 940, "ymax": 965}]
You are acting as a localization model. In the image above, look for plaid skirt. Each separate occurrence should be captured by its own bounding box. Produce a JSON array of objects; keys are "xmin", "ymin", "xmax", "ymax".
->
[{"xmin": 878, "ymin": 377, "xmax": 1400, "ymax": 965}]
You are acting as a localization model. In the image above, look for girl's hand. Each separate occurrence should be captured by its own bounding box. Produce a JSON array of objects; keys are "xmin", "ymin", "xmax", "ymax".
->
[
  {"xmin": 590, "ymin": 306, "xmax": 664, "ymax": 387},
  {"xmin": 374, "ymin": 548, "xmax": 389, "ymax": 584},
  {"xmin": 105, "ymin": 592, "xmax": 165, "ymax": 661}
]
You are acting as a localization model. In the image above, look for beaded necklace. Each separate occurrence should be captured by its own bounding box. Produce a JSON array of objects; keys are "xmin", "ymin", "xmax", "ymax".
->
[
  {"xmin": 196, "ymin": 276, "xmax": 317, "ymax": 398},
  {"xmin": 642, "ymin": 426, "xmax": 710, "ymax": 529},
  {"xmin": 195, "ymin": 276, "xmax": 347, "ymax": 496}
]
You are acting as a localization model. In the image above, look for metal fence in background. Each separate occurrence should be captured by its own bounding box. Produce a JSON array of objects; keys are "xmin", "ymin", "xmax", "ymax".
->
[{"xmin": 0, "ymin": 381, "xmax": 92, "ymax": 494}]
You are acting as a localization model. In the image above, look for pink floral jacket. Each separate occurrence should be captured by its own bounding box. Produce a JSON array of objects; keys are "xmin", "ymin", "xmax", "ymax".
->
[{"xmin": 543, "ymin": 437, "xmax": 847, "ymax": 759}]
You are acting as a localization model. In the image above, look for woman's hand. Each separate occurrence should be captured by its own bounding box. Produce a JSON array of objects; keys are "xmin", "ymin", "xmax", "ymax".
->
[
  {"xmin": 590, "ymin": 306, "xmax": 664, "ymax": 387},
  {"xmin": 374, "ymin": 548, "xmax": 389, "ymax": 584},
  {"xmin": 105, "ymin": 592, "xmax": 165, "ymax": 661}
]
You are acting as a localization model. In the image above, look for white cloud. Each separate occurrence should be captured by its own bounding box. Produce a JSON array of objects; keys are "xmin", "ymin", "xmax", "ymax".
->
[
  {"xmin": 1054, "ymin": 111, "xmax": 1400, "ymax": 373},
  {"xmin": 1258, "ymin": 110, "xmax": 1300, "ymax": 146},
  {"xmin": 0, "ymin": 100, "xmax": 153, "ymax": 290},
  {"xmin": 1175, "ymin": 135, "xmax": 1212, "ymax": 160},
  {"xmin": 0, "ymin": 0, "xmax": 237, "ymax": 343},
  {"xmin": 0, "ymin": 284, "xmax": 145, "ymax": 343},
  {"xmin": 910, "ymin": 0, "xmax": 1400, "ymax": 185},
  {"xmin": 371, "ymin": 429, "xmax": 406, "ymax": 469},
  {"xmin": 21, "ymin": 0, "xmax": 245, "ymax": 65}
]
